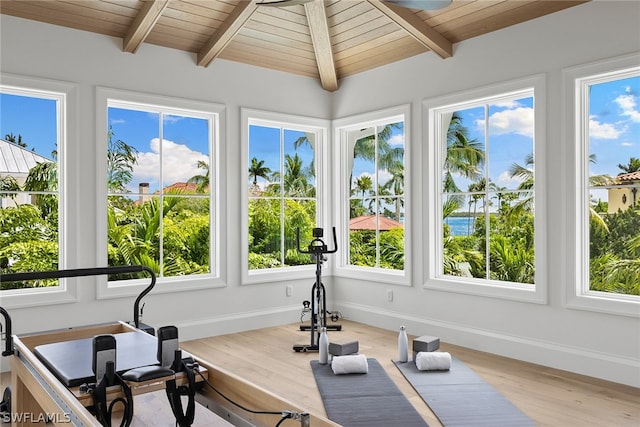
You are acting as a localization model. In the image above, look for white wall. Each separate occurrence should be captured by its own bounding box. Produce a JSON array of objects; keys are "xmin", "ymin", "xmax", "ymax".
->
[
  {"xmin": 1, "ymin": 1, "xmax": 639, "ymax": 387},
  {"xmin": 0, "ymin": 13, "xmax": 331, "ymax": 372},
  {"xmin": 331, "ymin": 1, "xmax": 640, "ymax": 387}
]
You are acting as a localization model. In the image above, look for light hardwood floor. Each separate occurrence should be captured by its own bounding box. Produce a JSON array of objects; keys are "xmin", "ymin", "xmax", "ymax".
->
[
  {"xmin": 180, "ymin": 320, "xmax": 639, "ymax": 427},
  {"xmin": 1, "ymin": 320, "xmax": 637, "ymax": 426}
]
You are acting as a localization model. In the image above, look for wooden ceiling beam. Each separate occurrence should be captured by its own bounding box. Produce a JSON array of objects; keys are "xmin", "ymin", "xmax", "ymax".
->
[
  {"xmin": 123, "ymin": 0, "xmax": 170, "ymax": 54},
  {"xmin": 197, "ymin": 1, "xmax": 259, "ymax": 67},
  {"xmin": 367, "ymin": 0, "xmax": 452, "ymax": 59},
  {"xmin": 304, "ymin": 0, "xmax": 338, "ymax": 92}
]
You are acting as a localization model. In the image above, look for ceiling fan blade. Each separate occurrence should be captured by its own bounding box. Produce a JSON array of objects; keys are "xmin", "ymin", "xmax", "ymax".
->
[
  {"xmin": 256, "ymin": 0, "xmax": 313, "ymax": 6},
  {"xmin": 385, "ymin": 0, "xmax": 452, "ymax": 10}
]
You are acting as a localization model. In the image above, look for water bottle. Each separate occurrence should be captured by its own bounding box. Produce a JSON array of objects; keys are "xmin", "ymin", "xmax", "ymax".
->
[
  {"xmin": 398, "ymin": 325, "xmax": 408, "ymax": 362},
  {"xmin": 319, "ymin": 327, "xmax": 329, "ymax": 364}
]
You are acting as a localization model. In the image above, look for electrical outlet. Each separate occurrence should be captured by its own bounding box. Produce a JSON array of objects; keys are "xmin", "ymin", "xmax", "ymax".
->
[
  {"xmin": 387, "ymin": 289, "xmax": 393, "ymax": 302},
  {"xmin": 286, "ymin": 285, "xmax": 293, "ymax": 297}
]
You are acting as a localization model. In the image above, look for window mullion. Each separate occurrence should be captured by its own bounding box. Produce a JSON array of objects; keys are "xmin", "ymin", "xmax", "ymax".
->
[
  {"xmin": 280, "ymin": 127, "xmax": 286, "ymax": 267},
  {"xmin": 483, "ymin": 104, "xmax": 491, "ymax": 280}
]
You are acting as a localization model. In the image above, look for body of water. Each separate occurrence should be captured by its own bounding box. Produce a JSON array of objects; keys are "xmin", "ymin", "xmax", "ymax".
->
[{"xmin": 445, "ymin": 216, "xmax": 475, "ymax": 236}]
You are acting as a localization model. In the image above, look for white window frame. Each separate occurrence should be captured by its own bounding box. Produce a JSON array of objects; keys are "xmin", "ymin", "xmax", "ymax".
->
[
  {"xmin": 0, "ymin": 74, "xmax": 78, "ymax": 309},
  {"xmin": 333, "ymin": 105, "xmax": 411, "ymax": 286},
  {"xmin": 241, "ymin": 108, "xmax": 329, "ymax": 285},
  {"xmin": 424, "ymin": 75, "xmax": 547, "ymax": 303},
  {"xmin": 96, "ymin": 87, "xmax": 226, "ymax": 299},
  {"xmin": 564, "ymin": 53, "xmax": 640, "ymax": 318}
]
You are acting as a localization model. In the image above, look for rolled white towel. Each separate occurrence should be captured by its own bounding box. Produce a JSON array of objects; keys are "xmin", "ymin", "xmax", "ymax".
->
[
  {"xmin": 331, "ymin": 354, "xmax": 368, "ymax": 375},
  {"xmin": 415, "ymin": 351, "xmax": 451, "ymax": 371}
]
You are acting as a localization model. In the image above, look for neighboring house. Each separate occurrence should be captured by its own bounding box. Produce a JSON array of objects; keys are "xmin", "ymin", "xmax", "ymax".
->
[
  {"xmin": 0, "ymin": 138, "xmax": 52, "ymax": 208},
  {"xmin": 349, "ymin": 215, "xmax": 403, "ymax": 231},
  {"xmin": 134, "ymin": 182, "xmax": 203, "ymax": 206},
  {"xmin": 607, "ymin": 171, "xmax": 640, "ymax": 214}
]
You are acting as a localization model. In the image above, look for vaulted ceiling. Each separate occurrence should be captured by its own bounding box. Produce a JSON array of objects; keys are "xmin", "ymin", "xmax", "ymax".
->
[{"xmin": 0, "ymin": 0, "xmax": 587, "ymax": 91}]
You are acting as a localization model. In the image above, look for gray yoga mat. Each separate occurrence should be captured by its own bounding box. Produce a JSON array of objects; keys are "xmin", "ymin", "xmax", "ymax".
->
[
  {"xmin": 393, "ymin": 357, "xmax": 534, "ymax": 426},
  {"xmin": 310, "ymin": 358, "xmax": 428, "ymax": 427}
]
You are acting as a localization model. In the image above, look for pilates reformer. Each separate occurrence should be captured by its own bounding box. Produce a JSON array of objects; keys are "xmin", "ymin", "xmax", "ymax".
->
[
  {"xmin": 293, "ymin": 227, "xmax": 342, "ymax": 353},
  {"xmin": 1, "ymin": 267, "xmax": 327, "ymax": 427}
]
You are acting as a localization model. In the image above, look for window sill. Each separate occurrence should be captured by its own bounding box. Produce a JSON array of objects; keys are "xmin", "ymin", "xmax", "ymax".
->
[
  {"xmin": 242, "ymin": 265, "xmax": 315, "ymax": 285},
  {"xmin": 335, "ymin": 266, "xmax": 410, "ymax": 287},
  {"xmin": 0, "ymin": 283, "xmax": 78, "ymax": 309},
  {"xmin": 97, "ymin": 274, "xmax": 226, "ymax": 300},
  {"xmin": 424, "ymin": 276, "xmax": 546, "ymax": 304},
  {"xmin": 566, "ymin": 291, "xmax": 640, "ymax": 318}
]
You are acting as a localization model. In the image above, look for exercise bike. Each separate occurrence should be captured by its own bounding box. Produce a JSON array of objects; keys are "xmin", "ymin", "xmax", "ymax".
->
[{"xmin": 293, "ymin": 227, "xmax": 342, "ymax": 353}]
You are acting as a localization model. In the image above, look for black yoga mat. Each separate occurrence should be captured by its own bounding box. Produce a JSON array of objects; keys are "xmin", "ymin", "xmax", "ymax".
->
[
  {"xmin": 310, "ymin": 358, "xmax": 428, "ymax": 427},
  {"xmin": 393, "ymin": 357, "xmax": 534, "ymax": 427}
]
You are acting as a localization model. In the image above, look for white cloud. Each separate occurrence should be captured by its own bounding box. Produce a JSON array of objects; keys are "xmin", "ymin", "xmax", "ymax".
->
[
  {"xmin": 486, "ymin": 107, "xmax": 534, "ymax": 138},
  {"xmin": 495, "ymin": 170, "xmax": 522, "ymax": 188},
  {"xmin": 130, "ymin": 138, "xmax": 207, "ymax": 191},
  {"xmin": 589, "ymin": 116, "xmax": 623, "ymax": 139},
  {"xmin": 378, "ymin": 170, "xmax": 393, "ymax": 186},
  {"xmin": 388, "ymin": 133, "xmax": 404, "ymax": 147},
  {"xmin": 615, "ymin": 89, "xmax": 640, "ymax": 123}
]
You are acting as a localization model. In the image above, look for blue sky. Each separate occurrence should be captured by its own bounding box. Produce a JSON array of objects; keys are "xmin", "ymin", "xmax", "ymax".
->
[
  {"xmin": 248, "ymin": 125, "xmax": 316, "ymax": 189},
  {"xmin": 450, "ymin": 96, "xmax": 534, "ymax": 195},
  {"xmin": 1, "ymin": 76, "xmax": 638, "ymax": 199}
]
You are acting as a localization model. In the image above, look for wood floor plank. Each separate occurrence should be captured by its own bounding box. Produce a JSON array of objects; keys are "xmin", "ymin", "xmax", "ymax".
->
[
  {"xmin": 2, "ymin": 320, "xmax": 637, "ymax": 426},
  {"xmin": 181, "ymin": 320, "xmax": 640, "ymax": 427}
]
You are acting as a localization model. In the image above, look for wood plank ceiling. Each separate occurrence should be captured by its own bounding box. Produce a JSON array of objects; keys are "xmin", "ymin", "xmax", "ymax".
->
[{"xmin": 0, "ymin": 0, "xmax": 588, "ymax": 92}]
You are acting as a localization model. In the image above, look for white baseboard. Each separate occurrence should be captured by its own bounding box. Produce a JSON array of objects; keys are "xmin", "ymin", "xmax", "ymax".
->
[
  {"xmin": 3, "ymin": 303, "xmax": 637, "ymax": 389},
  {"xmin": 173, "ymin": 305, "xmax": 302, "ymax": 341},
  {"xmin": 336, "ymin": 302, "xmax": 640, "ymax": 388}
]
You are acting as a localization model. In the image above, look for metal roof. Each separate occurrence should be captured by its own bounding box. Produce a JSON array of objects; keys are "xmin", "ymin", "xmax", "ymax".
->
[{"xmin": 0, "ymin": 138, "xmax": 52, "ymax": 176}]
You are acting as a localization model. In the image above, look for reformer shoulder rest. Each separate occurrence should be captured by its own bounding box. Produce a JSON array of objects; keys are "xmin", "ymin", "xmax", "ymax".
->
[{"xmin": 121, "ymin": 365, "xmax": 175, "ymax": 382}]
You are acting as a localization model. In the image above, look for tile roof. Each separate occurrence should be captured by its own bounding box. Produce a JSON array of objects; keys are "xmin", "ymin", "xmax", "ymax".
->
[
  {"xmin": 617, "ymin": 171, "xmax": 640, "ymax": 182},
  {"xmin": 349, "ymin": 215, "xmax": 403, "ymax": 231}
]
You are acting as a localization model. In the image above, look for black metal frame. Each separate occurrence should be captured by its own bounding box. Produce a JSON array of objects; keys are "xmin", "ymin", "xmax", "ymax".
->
[
  {"xmin": 0, "ymin": 265, "xmax": 157, "ymax": 356},
  {"xmin": 293, "ymin": 227, "xmax": 340, "ymax": 352}
]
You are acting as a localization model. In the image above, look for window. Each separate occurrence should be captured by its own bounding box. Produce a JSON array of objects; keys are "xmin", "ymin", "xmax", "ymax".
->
[
  {"xmin": 566, "ymin": 53, "xmax": 640, "ymax": 317},
  {"xmin": 334, "ymin": 105, "xmax": 410, "ymax": 285},
  {"xmin": 97, "ymin": 88, "xmax": 224, "ymax": 297},
  {"xmin": 425, "ymin": 75, "xmax": 546, "ymax": 303},
  {"xmin": 0, "ymin": 75, "xmax": 77, "ymax": 308},
  {"xmin": 241, "ymin": 109, "xmax": 328, "ymax": 284}
]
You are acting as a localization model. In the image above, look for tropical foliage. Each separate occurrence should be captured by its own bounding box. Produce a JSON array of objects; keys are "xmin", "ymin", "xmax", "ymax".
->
[
  {"xmin": 1, "ymin": 130, "xmax": 212, "ymax": 289},
  {"xmin": 441, "ymin": 111, "xmax": 638, "ymax": 295}
]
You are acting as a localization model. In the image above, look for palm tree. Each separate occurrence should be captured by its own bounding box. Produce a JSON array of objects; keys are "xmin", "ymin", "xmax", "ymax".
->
[
  {"xmin": 282, "ymin": 153, "xmax": 312, "ymax": 196},
  {"xmin": 248, "ymin": 157, "xmax": 272, "ymax": 187},
  {"xmin": 354, "ymin": 175, "xmax": 373, "ymax": 198},
  {"xmin": 444, "ymin": 112, "xmax": 485, "ymax": 194},
  {"xmin": 442, "ymin": 112, "xmax": 485, "ymax": 225},
  {"xmin": 292, "ymin": 132, "xmax": 316, "ymax": 177},
  {"xmin": 187, "ymin": 160, "xmax": 210, "ymax": 192},
  {"xmin": 352, "ymin": 123, "xmax": 404, "ymax": 170},
  {"xmin": 467, "ymin": 178, "xmax": 487, "ymax": 234},
  {"xmin": 4, "ymin": 132, "xmax": 27, "ymax": 148},
  {"xmin": 381, "ymin": 160, "xmax": 404, "ymax": 221},
  {"xmin": 617, "ymin": 157, "xmax": 640, "ymax": 174},
  {"xmin": 107, "ymin": 127, "xmax": 138, "ymax": 193},
  {"xmin": 0, "ymin": 176, "xmax": 20, "ymax": 200},
  {"xmin": 23, "ymin": 160, "xmax": 57, "ymax": 219}
]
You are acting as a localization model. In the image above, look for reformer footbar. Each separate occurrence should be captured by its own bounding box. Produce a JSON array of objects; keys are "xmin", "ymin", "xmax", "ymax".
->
[{"xmin": 293, "ymin": 227, "xmax": 341, "ymax": 353}]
